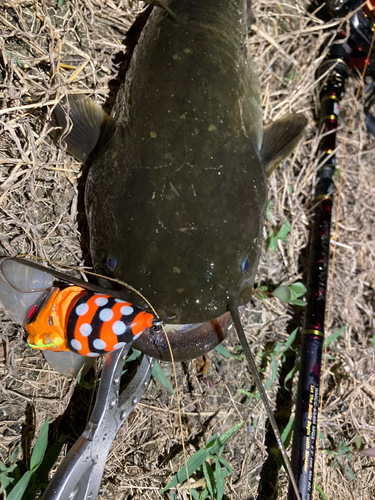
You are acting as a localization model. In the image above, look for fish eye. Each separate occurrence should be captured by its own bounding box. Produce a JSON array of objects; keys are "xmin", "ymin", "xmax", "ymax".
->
[
  {"xmin": 241, "ymin": 257, "xmax": 249, "ymax": 273},
  {"xmin": 107, "ymin": 255, "xmax": 117, "ymax": 272}
]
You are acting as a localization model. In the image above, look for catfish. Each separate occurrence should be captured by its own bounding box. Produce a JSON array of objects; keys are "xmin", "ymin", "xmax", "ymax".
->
[{"xmin": 53, "ymin": 0, "xmax": 307, "ymax": 361}]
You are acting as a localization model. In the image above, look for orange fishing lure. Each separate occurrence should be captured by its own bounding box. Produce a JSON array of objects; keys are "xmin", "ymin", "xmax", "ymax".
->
[{"xmin": 25, "ymin": 286, "xmax": 155, "ymax": 357}]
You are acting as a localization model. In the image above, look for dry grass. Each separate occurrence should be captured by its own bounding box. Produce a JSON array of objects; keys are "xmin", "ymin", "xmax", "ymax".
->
[{"xmin": 1, "ymin": 0, "xmax": 375, "ymax": 499}]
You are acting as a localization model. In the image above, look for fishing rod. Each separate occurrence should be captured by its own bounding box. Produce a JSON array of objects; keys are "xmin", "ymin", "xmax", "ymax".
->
[
  {"xmin": 287, "ymin": 48, "xmax": 348, "ymax": 500},
  {"xmin": 288, "ymin": 1, "xmax": 375, "ymax": 498}
]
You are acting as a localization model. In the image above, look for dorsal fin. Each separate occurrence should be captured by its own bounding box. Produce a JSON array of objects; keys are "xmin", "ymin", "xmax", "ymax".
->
[
  {"xmin": 52, "ymin": 95, "xmax": 109, "ymax": 164},
  {"xmin": 261, "ymin": 113, "xmax": 307, "ymax": 176}
]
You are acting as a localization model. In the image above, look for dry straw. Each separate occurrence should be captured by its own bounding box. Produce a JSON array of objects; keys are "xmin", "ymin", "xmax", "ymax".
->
[{"xmin": 1, "ymin": 1, "xmax": 375, "ymax": 499}]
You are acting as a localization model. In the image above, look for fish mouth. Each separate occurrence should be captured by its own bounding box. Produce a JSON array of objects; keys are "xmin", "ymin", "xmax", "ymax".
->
[{"xmin": 132, "ymin": 310, "xmax": 235, "ymax": 362}]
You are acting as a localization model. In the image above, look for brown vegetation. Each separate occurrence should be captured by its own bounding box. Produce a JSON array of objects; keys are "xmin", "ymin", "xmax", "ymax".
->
[{"xmin": 1, "ymin": 1, "xmax": 375, "ymax": 498}]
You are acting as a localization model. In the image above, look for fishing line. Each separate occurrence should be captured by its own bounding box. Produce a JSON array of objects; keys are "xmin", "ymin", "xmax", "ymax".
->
[
  {"xmin": 17, "ymin": 254, "xmax": 192, "ymax": 499},
  {"xmin": 313, "ymin": 25, "xmax": 375, "ymax": 500}
]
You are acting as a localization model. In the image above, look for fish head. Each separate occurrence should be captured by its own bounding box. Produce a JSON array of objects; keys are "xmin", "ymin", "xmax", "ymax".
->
[
  {"xmin": 90, "ymin": 220, "xmax": 261, "ymax": 362},
  {"xmin": 102, "ymin": 235, "xmax": 259, "ymax": 325},
  {"xmin": 88, "ymin": 156, "xmax": 266, "ymax": 328}
]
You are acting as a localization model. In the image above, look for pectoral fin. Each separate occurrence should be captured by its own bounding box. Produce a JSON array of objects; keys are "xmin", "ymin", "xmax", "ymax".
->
[
  {"xmin": 261, "ymin": 113, "xmax": 307, "ymax": 176},
  {"xmin": 146, "ymin": 1, "xmax": 177, "ymax": 19},
  {"xmin": 52, "ymin": 95, "xmax": 109, "ymax": 164}
]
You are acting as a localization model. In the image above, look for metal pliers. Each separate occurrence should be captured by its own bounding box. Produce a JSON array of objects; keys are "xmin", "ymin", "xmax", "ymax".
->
[{"xmin": 42, "ymin": 345, "xmax": 154, "ymax": 500}]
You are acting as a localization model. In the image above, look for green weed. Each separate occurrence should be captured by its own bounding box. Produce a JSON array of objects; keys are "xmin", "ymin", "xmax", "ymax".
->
[
  {"xmin": 128, "ymin": 348, "xmax": 175, "ymax": 395},
  {"xmin": 254, "ymin": 282, "xmax": 307, "ymax": 306},
  {"xmin": 236, "ymin": 328, "xmax": 298, "ymax": 404},
  {"xmin": 326, "ymin": 325, "xmax": 346, "ymax": 347},
  {"xmin": 162, "ymin": 423, "xmax": 243, "ymax": 499},
  {"xmin": 272, "ymin": 282, "xmax": 307, "ymax": 306},
  {"xmin": 266, "ymin": 200, "xmax": 273, "ymax": 221},
  {"xmin": 322, "ymin": 440, "xmax": 357, "ymax": 481},
  {"xmin": 267, "ymin": 219, "xmax": 290, "ymax": 251},
  {"xmin": 315, "ymin": 483, "xmax": 330, "ymax": 500},
  {"xmin": 214, "ymin": 344, "xmax": 245, "ymax": 361},
  {"xmin": 0, "ymin": 418, "xmax": 63, "ymax": 500}
]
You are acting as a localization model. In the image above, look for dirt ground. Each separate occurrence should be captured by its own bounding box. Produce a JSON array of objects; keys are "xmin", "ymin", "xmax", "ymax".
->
[{"xmin": 1, "ymin": 1, "xmax": 375, "ymax": 499}]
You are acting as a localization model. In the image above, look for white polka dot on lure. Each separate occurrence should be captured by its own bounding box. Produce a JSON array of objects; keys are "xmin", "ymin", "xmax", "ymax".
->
[
  {"xmin": 112, "ymin": 321, "xmax": 126, "ymax": 335},
  {"xmin": 76, "ymin": 303, "xmax": 89, "ymax": 316},
  {"xmin": 99, "ymin": 308, "xmax": 114, "ymax": 322},
  {"xmin": 79, "ymin": 323, "xmax": 92, "ymax": 337},
  {"xmin": 70, "ymin": 339, "xmax": 82, "ymax": 351},
  {"xmin": 121, "ymin": 305, "xmax": 134, "ymax": 316},
  {"xmin": 87, "ymin": 352, "xmax": 100, "ymax": 357},
  {"xmin": 115, "ymin": 298, "xmax": 126, "ymax": 303},
  {"xmin": 93, "ymin": 338, "xmax": 107, "ymax": 350},
  {"xmin": 113, "ymin": 342, "xmax": 126, "ymax": 350},
  {"xmin": 95, "ymin": 297, "xmax": 108, "ymax": 307}
]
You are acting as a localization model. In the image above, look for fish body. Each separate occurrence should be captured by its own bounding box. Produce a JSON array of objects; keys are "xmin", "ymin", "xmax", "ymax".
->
[
  {"xmin": 55, "ymin": 0, "xmax": 306, "ymax": 360},
  {"xmin": 87, "ymin": 0, "xmax": 265, "ymax": 320}
]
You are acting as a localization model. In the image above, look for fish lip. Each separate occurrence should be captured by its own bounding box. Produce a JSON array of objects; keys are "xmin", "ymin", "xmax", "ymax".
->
[
  {"xmin": 164, "ymin": 322, "xmax": 203, "ymax": 332},
  {"xmin": 132, "ymin": 311, "xmax": 233, "ymax": 362}
]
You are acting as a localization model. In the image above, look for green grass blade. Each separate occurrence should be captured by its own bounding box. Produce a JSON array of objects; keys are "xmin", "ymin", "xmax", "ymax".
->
[
  {"xmin": 236, "ymin": 388, "xmax": 255, "ymax": 401},
  {"xmin": 126, "ymin": 348, "xmax": 142, "ymax": 362},
  {"xmin": 0, "ymin": 471, "xmax": 15, "ymax": 490},
  {"xmin": 268, "ymin": 235, "xmax": 278, "ymax": 251},
  {"xmin": 315, "ymin": 484, "xmax": 329, "ymax": 500},
  {"xmin": 281, "ymin": 418, "xmax": 294, "ymax": 448},
  {"xmin": 35, "ymin": 439, "xmax": 64, "ymax": 480},
  {"xmin": 214, "ymin": 456, "xmax": 225, "ymax": 500},
  {"xmin": 263, "ymin": 360, "xmax": 279, "ymax": 392},
  {"xmin": 30, "ymin": 419, "xmax": 49, "ymax": 473},
  {"xmin": 217, "ymin": 456, "xmax": 236, "ymax": 479},
  {"xmin": 326, "ymin": 326, "xmax": 346, "ymax": 347},
  {"xmin": 6, "ymin": 471, "xmax": 31, "ymax": 500},
  {"xmin": 218, "ymin": 422, "xmax": 243, "ymax": 448},
  {"xmin": 199, "ymin": 488, "xmax": 210, "ymax": 500},
  {"xmin": 190, "ymin": 489, "xmax": 200, "ymax": 500},
  {"xmin": 162, "ymin": 448, "xmax": 208, "ymax": 492},
  {"xmin": 152, "ymin": 361, "xmax": 175, "ymax": 396},
  {"xmin": 162, "ymin": 424, "xmax": 241, "ymax": 493},
  {"xmin": 76, "ymin": 372, "xmax": 96, "ymax": 390},
  {"xmin": 282, "ymin": 328, "xmax": 299, "ymax": 353},
  {"xmin": 214, "ymin": 344, "xmax": 236, "ymax": 359},
  {"xmin": 11, "ymin": 446, "xmax": 20, "ymax": 463},
  {"xmin": 205, "ymin": 434, "xmax": 218, "ymax": 449},
  {"xmin": 277, "ymin": 220, "xmax": 290, "ymax": 240},
  {"xmin": 284, "ymin": 363, "xmax": 299, "ymax": 387},
  {"xmin": 344, "ymin": 465, "xmax": 355, "ymax": 481},
  {"xmin": 202, "ymin": 461, "xmax": 214, "ymax": 497}
]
